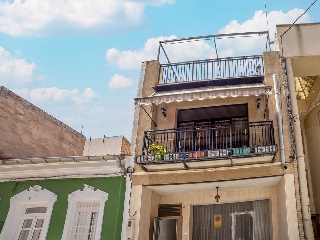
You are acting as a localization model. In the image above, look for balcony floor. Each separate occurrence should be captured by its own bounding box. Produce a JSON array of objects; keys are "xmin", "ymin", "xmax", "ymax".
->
[
  {"xmin": 155, "ymin": 76, "xmax": 264, "ymax": 92},
  {"xmin": 138, "ymin": 154, "xmax": 275, "ymax": 172}
]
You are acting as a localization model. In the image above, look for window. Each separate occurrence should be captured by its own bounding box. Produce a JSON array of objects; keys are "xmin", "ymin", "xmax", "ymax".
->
[
  {"xmin": 62, "ymin": 185, "xmax": 108, "ymax": 240},
  {"xmin": 18, "ymin": 207, "xmax": 47, "ymax": 240},
  {"xmin": 0, "ymin": 185, "xmax": 57, "ymax": 240},
  {"xmin": 71, "ymin": 202, "xmax": 100, "ymax": 240}
]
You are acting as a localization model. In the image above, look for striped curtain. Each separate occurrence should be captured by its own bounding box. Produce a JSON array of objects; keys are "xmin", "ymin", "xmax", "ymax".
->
[{"xmin": 192, "ymin": 199, "xmax": 270, "ymax": 240}]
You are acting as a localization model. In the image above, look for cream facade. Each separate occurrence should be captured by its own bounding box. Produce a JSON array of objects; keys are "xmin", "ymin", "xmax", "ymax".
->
[
  {"xmin": 275, "ymin": 23, "xmax": 320, "ymax": 239},
  {"xmin": 129, "ymin": 27, "xmax": 319, "ymax": 240}
]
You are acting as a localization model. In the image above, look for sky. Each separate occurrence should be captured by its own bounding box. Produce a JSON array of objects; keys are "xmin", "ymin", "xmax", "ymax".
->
[{"xmin": 0, "ymin": 0, "xmax": 319, "ymax": 141}]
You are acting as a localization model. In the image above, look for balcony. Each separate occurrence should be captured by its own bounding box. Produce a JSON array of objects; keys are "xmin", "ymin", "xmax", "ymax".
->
[
  {"xmin": 137, "ymin": 121, "xmax": 277, "ymax": 171},
  {"xmin": 134, "ymin": 32, "xmax": 272, "ymax": 106},
  {"xmin": 154, "ymin": 31, "xmax": 270, "ymax": 92},
  {"xmin": 156, "ymin": 55, "xmax": 264, "ymax": 92}
]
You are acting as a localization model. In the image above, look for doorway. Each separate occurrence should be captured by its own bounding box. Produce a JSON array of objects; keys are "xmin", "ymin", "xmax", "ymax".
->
[{"xmin": 192, "ymin": 199, "xmax": 270, "ymax": 240}]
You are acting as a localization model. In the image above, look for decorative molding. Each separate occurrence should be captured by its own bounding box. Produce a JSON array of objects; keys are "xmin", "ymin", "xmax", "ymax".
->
[
  {"xmin": 62, "ymin": 185, "xmax": 108, "ymax": 240},
  {"xmin": 0, "ymin": 173, "xmax": 122, "ymax": 183},
  {"xmin": 67, "ymin": 184, "xmax": 108, "ymax": 202},
  {"xmin": 10, "ymin": 185, "xmax": 57, "ymax": 204},
  {"xmin": 0, "ymin": 161, "xmax": 122, "ymax": 181},
  {"xmin": 0, "ymin": 185, "xmax": 57, "ymax": 240}
]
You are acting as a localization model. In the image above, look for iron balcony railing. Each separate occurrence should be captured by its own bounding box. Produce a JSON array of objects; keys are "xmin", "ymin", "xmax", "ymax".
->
[
  {"xmin": 159, "ymin": 55, "xmax": 263, "ymax": 84},
  {"xmin": 138, "ymin": 121, "xmax": 276, "ymax": 163}
]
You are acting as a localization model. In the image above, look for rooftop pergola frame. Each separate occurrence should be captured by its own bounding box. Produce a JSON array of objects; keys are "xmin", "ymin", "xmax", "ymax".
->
[{"xmin": 157, "ymin": 31, "xmax": 271, "ymax": 64}]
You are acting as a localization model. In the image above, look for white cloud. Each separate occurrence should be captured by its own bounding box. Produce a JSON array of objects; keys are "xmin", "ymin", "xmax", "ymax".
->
[
  {"xmin": 109, "ymin": 74, "xmax": 133, "ymax": 89},
  {"xmin": 14, "ymin": 87, "xmax": 98, "ymax": 105},
  {"xmin": 106, "ymin": 35, "xmax": 218, "ymax": 69},
  {"xmin": 0, "ymin": 46, "xmax": 38, "ymax": 86},
  {"xmin": 106, "ymin": 36, "xmax": 175, "ymax": 69},
  {"xmin": 106, "ymin": 8, "xmax": 312, "ymax": 69},
  {"xmin": 220, "ymin": 8, "xmax": 310, "ymax": 36},
  {"xmin": 0, "ymin": 0, "xmax": 174, "ymax": 37},
  {"xmin": 218, "ymin": 8, "xmax": 311, "ymax": 54}
]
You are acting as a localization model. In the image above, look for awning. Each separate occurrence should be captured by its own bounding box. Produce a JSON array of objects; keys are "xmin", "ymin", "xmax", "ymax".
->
[{"xmin": 135, "ymin": 84, "xmax": 272, "ymax": 105}]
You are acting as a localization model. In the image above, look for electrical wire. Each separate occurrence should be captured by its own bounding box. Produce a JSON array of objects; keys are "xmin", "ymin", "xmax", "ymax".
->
[
  {"xmin": 141, "ymin": 105, "xmax": 157, "ymax": 127},
  {"xmin": 280, "ymin": 0, "xmax": 318, "ymax": 38}
]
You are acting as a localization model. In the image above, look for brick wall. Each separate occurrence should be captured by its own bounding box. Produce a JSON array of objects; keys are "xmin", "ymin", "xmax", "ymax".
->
[{"xmin": 0, "ymin": 86, "xmax": 85, "ymax": 158}]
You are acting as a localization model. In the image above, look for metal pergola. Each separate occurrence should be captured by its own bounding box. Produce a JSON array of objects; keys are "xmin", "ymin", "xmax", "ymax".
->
[{"xmin": 157, "ymin": 31, "xmax": 271, "ymax": 64}]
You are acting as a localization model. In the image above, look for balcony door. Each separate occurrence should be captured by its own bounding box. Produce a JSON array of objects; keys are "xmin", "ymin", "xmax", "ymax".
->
[{"xmin": 177, "ymin": 104, "xmax": 249, "ymax": 152}]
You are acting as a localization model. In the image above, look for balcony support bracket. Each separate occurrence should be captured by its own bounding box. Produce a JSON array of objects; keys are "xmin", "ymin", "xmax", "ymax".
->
[
  {"xmin": 230, "ymin": 157, "xmax": 234, "ymax": 166},
  {"xmin": 183, "ymin": 162, "xmax": 189, "ymax": 170},
  {"xmin": 140, "ymin": 165, "xmax": 148, "ymax": 172}
]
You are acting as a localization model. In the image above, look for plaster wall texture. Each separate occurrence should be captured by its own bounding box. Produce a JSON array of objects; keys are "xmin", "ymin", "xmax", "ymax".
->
[
  {"xmin": 0, "ymin": 177, "xmax": 126, "ymax": 240},
  {"xmin": 275, "ymin": 23, "xmax": 320, "ymax": 58},
  {"xmin": 132, "ymin": 61, "xmax": 159, "ymax": 158},
  {"xmin": 130, "ymin": 174, "xmax": 298, "ymax": 240},
  {"xmin": 298, "ymin": 75, "xmax": 320, "ymax": 214},
  {"xmin": 276, "ymin": 174, "xmax": 299, "ymax": 240},
  {"xmin": 291, "ymin": 56, "xmax": 320, "ymax": 77},
  {"xmin": 263, "ymin": 51, "xmax": 292, "ymax": 163},
  {"xmin": 83, "ymin": 135, "xmax": 131, "ymax": 156},
  {"xmin": 284, "ymin": 59, "xmax": 311, "ymax": 239},
  {"xmin": 132, "ymin": 162, "xmax": 293, "ymax": 186},
  {"xmin": 129, "ymin": 185, "xmax": 143, "ymax": 240},
  {"xmin": 0, "ymin": 86, "xmax": 85, "ymax": 159}
]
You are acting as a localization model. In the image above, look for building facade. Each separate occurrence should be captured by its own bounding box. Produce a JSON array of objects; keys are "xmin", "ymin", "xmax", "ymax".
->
[
  {"xmin": 0, "ymin": 86, "xmax": 85, "ymax": 159},
  {"xmin": 275, "ymin": 23, "xmax": 320, "ymax": 239},
  {"xmin": 0, "ymin": 154, "xmax": 131, "ymax": 240},
  {"xmin": 0, "ymin": 88, "xmax": 133, "ymax": 240},
  {"xmin": 128, "ymin": 25, "xmax": 320, "ymax": 240}
]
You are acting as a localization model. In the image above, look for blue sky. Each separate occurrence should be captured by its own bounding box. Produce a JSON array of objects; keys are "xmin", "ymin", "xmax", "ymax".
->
[{"xmin": 0, "ymin": 0, "xmax": 319, "ymax": 140}]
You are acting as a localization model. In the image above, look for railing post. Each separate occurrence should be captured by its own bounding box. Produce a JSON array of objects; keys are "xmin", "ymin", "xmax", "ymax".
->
[
  {"xmin": 158, "ymin": 65, "xmax": 162, "ymax": 84},
  {"xmin": 142, "ymin": 131, "xmax": 147, "ymax": 155},
  {"xmin": 270, "ymin": 121, "xmax": 275, "ymax": 145},
  {"xmin": 229, "ymin": 124, "xmax": 232, "ymax": 151},
  {"xmin": 183, "ymin": 128, "xmax": 186, "ymax": 153}
]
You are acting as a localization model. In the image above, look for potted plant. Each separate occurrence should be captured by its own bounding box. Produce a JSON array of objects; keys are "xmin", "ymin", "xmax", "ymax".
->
[
  {"xmin": 148, "ymin": 143, "xmax": 167, "ymax": 160},
  {"xmin": 148, "ymin": 143, "xmax": 167, "ymax": 161}
]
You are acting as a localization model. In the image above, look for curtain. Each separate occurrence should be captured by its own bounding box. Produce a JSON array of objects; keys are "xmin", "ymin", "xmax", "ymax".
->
[{"xmin": 192, "ymin": 199, "xmax": 270, "ymax": 240}]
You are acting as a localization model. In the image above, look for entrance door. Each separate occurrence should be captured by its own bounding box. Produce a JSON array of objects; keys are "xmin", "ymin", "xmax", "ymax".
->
[
  {"xmin": 153, "ymin": 217, "xmax": 178, "ymax": 240},
  {"xmin": 192, "ymin": 200, "xmax": 270, "ymax": 240},
  {"xmin": 232, "ymin": 211, "xmax": 254, "ymax": 240}
]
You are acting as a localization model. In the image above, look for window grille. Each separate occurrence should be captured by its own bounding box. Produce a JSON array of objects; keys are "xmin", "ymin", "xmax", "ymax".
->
[{"xmin": 71, "ymin": 202, "xmax": 100, "ymax": 240}]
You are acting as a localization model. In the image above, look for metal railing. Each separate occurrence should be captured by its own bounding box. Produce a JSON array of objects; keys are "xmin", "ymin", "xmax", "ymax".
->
[
  {"xmin": 138, "ymin": 121, "xmax": 276, "ymax": 163},
  {"xmin": 159, "ymin": 55, "xmax": 263, "ymax": 84}
]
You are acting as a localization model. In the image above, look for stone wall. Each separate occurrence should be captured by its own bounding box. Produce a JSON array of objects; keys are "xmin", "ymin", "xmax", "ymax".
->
[{"xmin": 0, "ymin": 86, "xmax": 85, "ymax": 158}]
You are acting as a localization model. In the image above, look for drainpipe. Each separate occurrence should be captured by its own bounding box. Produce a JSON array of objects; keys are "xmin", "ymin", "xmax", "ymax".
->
[
  {"xmin": 272, "ymin": 74, "xmax": 287, "ymax": 170},
  {"xmin": 285, "ymin": 59, "xmax": 314, "ymax": 239},
  {"xmin": 121, "ymin": 156, "xmax": 134, "ymax": 240},
  {"xmin": 116, "ymin": 156, "xmax": 126, "ymax": 175}
]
